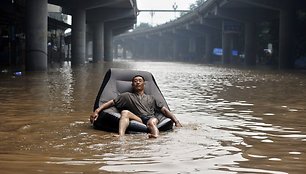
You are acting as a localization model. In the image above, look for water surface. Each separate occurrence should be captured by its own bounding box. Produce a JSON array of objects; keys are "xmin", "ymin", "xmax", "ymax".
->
[{"xmin": 0, "ymin": 61, "xmax": 306, "ymax": 174}]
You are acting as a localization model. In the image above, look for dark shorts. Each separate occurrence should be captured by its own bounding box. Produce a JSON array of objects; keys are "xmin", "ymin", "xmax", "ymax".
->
[{"xmin": 139, "ymin": 115, "xmax": 158, "ymax": 125}]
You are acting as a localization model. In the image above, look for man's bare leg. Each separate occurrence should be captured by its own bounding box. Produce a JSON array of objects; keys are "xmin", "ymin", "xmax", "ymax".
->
[
  {"xmin": 118, "ymin": 110, "xmax": 142, "ymax": 136},
  {"xmin": 147, "ymin": 118, "xmax": 159, "ymax": 138}
]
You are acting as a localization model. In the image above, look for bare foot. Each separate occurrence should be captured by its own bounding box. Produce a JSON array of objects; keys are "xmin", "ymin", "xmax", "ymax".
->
[
  {"xmin": 148, "ymin": 134, "xmax": 158, "ymax": 138},
  {"xmin": 112, "ymin": 133, "xmax": 122, "ymax": 137}
]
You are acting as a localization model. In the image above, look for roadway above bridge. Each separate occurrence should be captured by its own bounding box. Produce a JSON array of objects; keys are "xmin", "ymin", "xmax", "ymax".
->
[
  {"xmin": 115, "ymin": 0, "xmax": 305, "ymax": 69},
  {"xmin": 0, "ymin": 0, "xmax": 137, "ymax": 71}
]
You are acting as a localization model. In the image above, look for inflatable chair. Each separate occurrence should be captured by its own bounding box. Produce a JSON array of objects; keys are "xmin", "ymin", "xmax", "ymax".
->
[{"xmin": 93, "ymin": 68, "xmax": 174, "ymax": 133}]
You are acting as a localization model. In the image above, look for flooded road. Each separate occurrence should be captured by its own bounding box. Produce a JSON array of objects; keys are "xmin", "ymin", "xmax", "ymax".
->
[{"xmin": 0, "ymin": 61, "xmax": 306, "ymax": 174}]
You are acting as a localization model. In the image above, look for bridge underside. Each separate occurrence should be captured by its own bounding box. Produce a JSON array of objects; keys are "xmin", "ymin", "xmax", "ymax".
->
[
  {"xmin": 115, "ymin": 0, "xmax": 306, "ymax": 69},
  {"xmin": 0, "ymin": 0, "xmax": 137, "ymax": 71}
]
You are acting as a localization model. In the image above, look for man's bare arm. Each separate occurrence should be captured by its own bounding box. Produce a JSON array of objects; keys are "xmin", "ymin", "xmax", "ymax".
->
[
  {"xmin": 90, "ymin": 100, "xmax": 115, "ymax": 123},
  {"xmin": 161, "ymin": 106, "xmax": 182, "ymax": 127}
]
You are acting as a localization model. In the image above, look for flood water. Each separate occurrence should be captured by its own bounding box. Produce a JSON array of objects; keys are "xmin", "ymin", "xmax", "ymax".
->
[{"xmin": 0, "ymin": 60, "xmax": 306, "ymax": 174}]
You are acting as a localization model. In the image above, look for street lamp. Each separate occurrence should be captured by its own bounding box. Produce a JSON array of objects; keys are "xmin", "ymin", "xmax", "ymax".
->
[
  {"xmin": 150, "ymin": 10, "xmax": 155, "ymax": 26},
  {"xmin": 172, "ymin": 2, "xmax": 178, "ymax": 18}
]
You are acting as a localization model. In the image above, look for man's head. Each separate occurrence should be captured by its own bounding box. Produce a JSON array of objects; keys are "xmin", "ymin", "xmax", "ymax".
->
[{"xmin": 131, "ymin": 75, "xmax": 145, "ymax": 93}]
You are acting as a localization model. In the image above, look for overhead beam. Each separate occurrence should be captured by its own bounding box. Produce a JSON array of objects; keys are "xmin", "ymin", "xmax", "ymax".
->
[
  {"xmin": 105, "ymin": 18, "xmax": 136, "ymax": 29},
  {"xmin": 138, "ymin": 9, "xmax": 190, "ymax": 12},
  {"xmin": 87, "ymin": 8, "xmax": 135, "ymax": 22},
  {"xmin": 83, "ymin": 0, "xmax": 123, "ymax": 10},
  {"xmin": 232, "ymin": 0, "xmax": 283, "ymax": 11}
]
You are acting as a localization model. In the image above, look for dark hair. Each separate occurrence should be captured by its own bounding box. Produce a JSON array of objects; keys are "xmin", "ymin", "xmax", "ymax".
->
[{"xmin": 132, "ymin": 75, "xmax": 145, "ymax": 81}]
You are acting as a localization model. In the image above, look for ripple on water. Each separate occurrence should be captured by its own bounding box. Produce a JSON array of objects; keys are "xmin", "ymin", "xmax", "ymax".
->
[{"xmin": 1, "ymin": 61, "xmax": 306, "ymax": 174}]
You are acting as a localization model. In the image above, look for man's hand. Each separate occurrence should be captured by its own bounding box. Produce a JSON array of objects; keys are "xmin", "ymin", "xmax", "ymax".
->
[
  {"xmin": 89, "ymin": 100, "xmax": 115, "ymax": 124},
  {"xmin": 90, "ymin": 111, "xmax": 99, "ymax": 124},
  {"xmin": 174, "ymin": 120, "xmax": 182, "ymax": 127},
  {"xmin": 161, "ymin": 106, "xmax": 182, "ymax": 127}
]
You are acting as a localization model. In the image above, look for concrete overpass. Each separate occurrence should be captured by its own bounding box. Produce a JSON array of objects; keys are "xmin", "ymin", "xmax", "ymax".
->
[
  {"xmin": 115, "ymin": 0, "xmax": 305, "ymax": 69},
  {"xmin": 0, "ymin": 0, "xmax": 137, "ymax": 71}
]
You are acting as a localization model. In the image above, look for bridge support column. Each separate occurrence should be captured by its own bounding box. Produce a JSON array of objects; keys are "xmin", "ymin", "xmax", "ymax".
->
[
  {"xmin": 151, "ymin": 39, "xmax": 159, "ymax": 59},
  {"xmin": 140, "ymin": 39, "xmax": 145, "ymax": 59},
  {"xmin": 104, "ymin": 27, "xmax": 113, "ymax": 61},
  {"xmin": 279, "ymin": 4, "xmax": 295, "ymax": 69},
  {"xmin": 123, "ymin": 47, "xmax": 127, "ymax": 59},
  {"xmin": 158, "ymin": 40, "xmax": 163, "ymax": 59},
  {"xmin": 188, "ymin": 37, "xmax": 196, "ymax": 61},
  {"xmin": 71, "ymin": 7, "xmax": 86, "ymax": 65},
  {"xmin": 131, "ymin": 40, "xmax": 140, "ymax": 59},
  {"xmin": 172, "ymin": 39, "xmax": 178, "ymax": 60},
  {"xmin": 25, "ymin": 0, "xmax": 48, "ymax": 71},
  {"xmin": 204, "ymin": 34, "xmax": 213, "ymax": 63},
  {"xmin": 143, "ymin": 39, "xmax": 150, "ymax": 59},
  {"xmin": 195, "ymin": 37, "xmax": 204, "ymax": 62},
  {"xmin": 134, "ymin": 40, "xmax": 142, "ymax": 59},
  {"xmin": 157, "ymin": 38, "xmax": 169, "ymax": 60},
  {"xmin": 177, "ymin": 37, "xmax": 189, "ymax": 61},
  {"xmin": 114, "ymin": 43, "xmax": 118, "ymax": 59},
  {"xmin": 245, "ymin": 21, "xmax": 257, "ymax": 66},
  {"xmin": 86, "ymin": 29, "xmax": 92, "ymax": 62},
  {"xmin": 129, "ymin": 42, "xmax": 135, "ymax": 58},
  {"xmin": 93, "ymin": 23, "xmax": 104, "ymax": 62},
  {"xmin": 222, "ymin": 32, "xmax": 231, "ymax": 64}
]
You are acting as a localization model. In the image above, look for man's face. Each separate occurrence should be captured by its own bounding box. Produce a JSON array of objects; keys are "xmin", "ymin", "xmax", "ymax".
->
[{"xmin": 132, "ymin": 76, "xmax": 145, "ymax": 92}]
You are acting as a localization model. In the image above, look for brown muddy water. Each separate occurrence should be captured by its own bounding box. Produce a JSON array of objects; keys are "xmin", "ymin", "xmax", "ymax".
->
[{"xmin": 0, "ymin": 61, "xmax": 306, "ymax": 174}]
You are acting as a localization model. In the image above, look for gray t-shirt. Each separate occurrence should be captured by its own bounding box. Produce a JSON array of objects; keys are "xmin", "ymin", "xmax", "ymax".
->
[{"xmin": 113, "ymin": 92, "xmax": 164, "ymax": 117}]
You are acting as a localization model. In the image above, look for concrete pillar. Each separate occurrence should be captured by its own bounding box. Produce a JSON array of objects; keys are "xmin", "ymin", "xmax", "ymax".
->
[
  {"xmin": 104, "ymin": 27, "xmax": 113, "ymax": 61},
  {"xmin": 130, "ymin": 41, "xmax": 137, "ymax": 59},
  {"xmin": 151, "ymin": 39, "xmax": 159, "ymax": 59},
  {"xmin": 67, "ymin": 44, "xmax": 71, "ymax": 60},
  {"xmin": 85, "ymin": 24, "xmax": 92, "ymax": 62},
  {"xmin": 71, "ymin": 7, "xmax": 86, "ymax": 65},
  {"xmin": 222, "ymin": 32, "xmax": 231, "ymax": 64},
  {"xmin": 114, "ymin": 43, "xmax": 118, "ymax": 59},
  {"xmin": 245, "ymin": 21, "xmax": 257, "ymax": 66},
  {"xmin": 189, "ymin": 37, "xmax": 196, "ymax": 61},
  {"xmin": 93, "ymin": 23, "xmax": 104, "ymax": 62},
  {"xmin": 143, "ymin": 39, "xmax": 150, "ymax": 59},
  {"xmin": 85, "ymin": 39, "xmax": 92, "ymax": 62},
  {"xmin": 279, "ymin": 5, "xmax": 294, "ymax": 69},
  {"xmin": 204, "ymin": 34, "xmax": 213, "ymax": 63},
  {"xmin": 25, "ymin": 0, "xmax": 48, "ymax": 71},
  {"xmin": 123, "ymin": 47, "xmax": 127, "ymax": 59},
  {"xmin": 59, "ymin": 34, "xmax": 63, "ymax": 61},
  {"xmin": 158, "ymin": 40, "xmax": 163, "ymax": 59},
  {"xmin": 181, "ymin": 38, "xmax": 189, "ymax": 61},
  {"xmin": 142, "ymin": 40, "xmax": 146, "ymax": 59},
  {"xmin": 172, "ymin": 39, "xmax": 178, "ymax": 60},
  {"xmin": 141, "ymin": 41, "xmax": 145, "ymax": 59},
  {"xmin": 194, "ymin": 37, "xmax": 204, "ymax": 62}
]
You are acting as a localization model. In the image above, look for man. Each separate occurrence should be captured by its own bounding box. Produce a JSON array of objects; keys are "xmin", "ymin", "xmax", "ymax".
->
[{"xmin": 90, "ymin": 75, "xmax": 182, "ymax": 138}]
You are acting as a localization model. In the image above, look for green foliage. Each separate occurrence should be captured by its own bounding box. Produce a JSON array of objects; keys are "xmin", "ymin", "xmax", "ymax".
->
[
  {"xmin": 180, "ymin": 0, "xmax": 207, "ymax": 16},
  {"xmin": 134, "ymin": 22, "xmax": 152, "ymax": 31},
  {"xmin": 189, "ymin": 0, "xmax": 206, "ymax": 10}
]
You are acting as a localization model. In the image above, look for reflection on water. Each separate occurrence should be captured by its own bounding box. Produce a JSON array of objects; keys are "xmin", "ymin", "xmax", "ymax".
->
[{"xmin": 0, "ymin": 61, "xmax": 306, "ymax": 173}]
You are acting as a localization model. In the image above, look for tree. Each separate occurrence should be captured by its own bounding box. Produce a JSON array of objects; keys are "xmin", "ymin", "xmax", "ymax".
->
[
  {"xmin": 134, "ymin": 22, "xmax": 152, "ymax": 31},
  {"xmin": 190, "ymin": 0, "xmax": 206, "ymax": 10}
]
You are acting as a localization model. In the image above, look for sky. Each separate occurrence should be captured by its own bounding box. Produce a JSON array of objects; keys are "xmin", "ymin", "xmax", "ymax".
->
[
  {"xmin": 63, "ymin": 0, "xmax": 197, "ymax": 33},
  {"xmin": 136, "ymin": 0, "xmax": 197, "ymax": 26}
]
